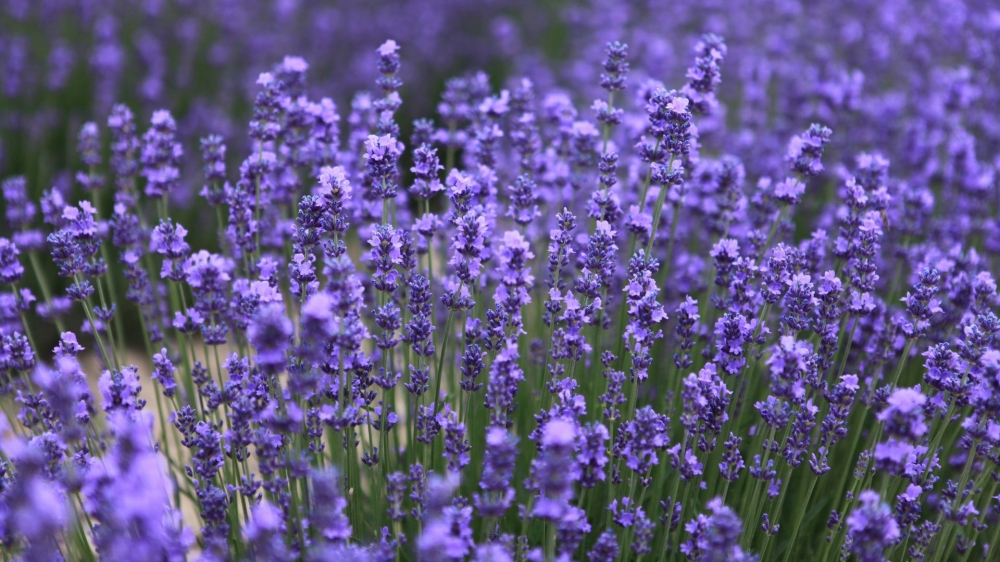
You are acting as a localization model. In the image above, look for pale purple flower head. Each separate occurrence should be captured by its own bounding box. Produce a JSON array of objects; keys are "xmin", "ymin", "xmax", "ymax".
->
[
  {"xmin": 846, "ymin": 491, "xmax": 900, "ymax": 562},
  {"xmin": 876, "ymin": 387, "xmax": 928, "ymax": 440},
  {"xmin": 0, "ymin": 237, "xmax": 24, "ymax": 284},
  {"xmin": 681, "ymin": 498, "xmax": 751, "ymax": 562},
  {"xmin": 774, "ymin": 177, "xmax": 805, "ymax": 205},
  {"xmin": 248, "ymin": 302, "xmax": 292, "ymax": 373}
]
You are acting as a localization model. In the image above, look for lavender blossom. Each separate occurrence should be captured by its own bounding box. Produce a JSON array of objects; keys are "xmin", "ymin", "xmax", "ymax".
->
[
  {"xmin": 681, "ymin": 498, "xmax": 752, "ymax": 561},
  {"xmin": 141, "ymin": 109, "xmax": 182, "ymax": 200},
  {"xmin": 846, "ymin": 491, "xmax": 899, "ymax": 562}
]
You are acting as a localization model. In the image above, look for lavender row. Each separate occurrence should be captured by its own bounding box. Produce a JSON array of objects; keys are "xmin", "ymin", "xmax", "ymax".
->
[{"xmin": 0, "ymin": 27, "xmax": 998, "ymax": 562}]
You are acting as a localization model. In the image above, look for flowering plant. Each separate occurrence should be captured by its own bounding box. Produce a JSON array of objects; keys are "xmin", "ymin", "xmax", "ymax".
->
[{"xmin": 2, "ymin": 4, "xmax": 1000, "ymax": 561}]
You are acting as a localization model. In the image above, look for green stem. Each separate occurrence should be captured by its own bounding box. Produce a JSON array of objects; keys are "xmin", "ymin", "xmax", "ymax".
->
[{"xmin": 27, "ymin": 250, "xmax": 66, "ymax": 333}]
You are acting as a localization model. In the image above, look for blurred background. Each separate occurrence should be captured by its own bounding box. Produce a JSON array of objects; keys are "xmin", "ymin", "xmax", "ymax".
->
[{"xmin": 2, "ymin": 0, "xmax": 1000, "ymax": 352}]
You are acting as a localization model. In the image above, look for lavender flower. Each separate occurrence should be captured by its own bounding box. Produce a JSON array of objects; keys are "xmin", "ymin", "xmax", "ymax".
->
[
  {"xmin": 2, "ymin": 176, "xmax": 37, "ymax": 232},
  {"xmin": 529, "ymin": 418, "xmax": 579, "ymax": 521},
  {"xmin": 3, "ymin": 20, "xmax": 999, "ymax": 562},
  {"xmin": 624, "ymin": 251, "xmax": 667, "ymax": 382},
  {"xmin": 475, "ymin": 427, "xmax": 518, "ymax": 517},
  {"xmin": 141, "ymin": 109, "xmax": 182, "ymax": 199},
  {"xmin": 681, "ymin": 34, "xmax": 726, "ymax": 115},
  {"xmin": 600, "ymin": 41, "xmax": 629, "ymax": 94},
  {"xmin": 0, "ymin": 238, "xmax": 24, "ymax": 285},
  {"xmin": 681, "ymin": 363, "xmax": 730, "ymax": 451},
  {"xmin": 436, "ymin": 404, "xmax": 470, "ymax": 472},
  {"xmin": 619, "ymin": 406, "xmax": 669, "ymax": 483},
  {"xmin": 846, "ymin": 491, "xmax": 899, "ymax": 562},
  {"xmin": 681, "ymin": 498, "xmax": 752, "ymax": 561},
  {"xmin": 365, "ymin": 134, "xmax": 401, "ymax": 200},
  {"xmin": 310, "ymin": 468, "xmax": 352, "ymax": 543},
  {"xmin": 248, "ymin": 302, "xmax": 292, "ymax": 374},
  {"xmin": 199, "ymin": 134, "xmax": 228, "ymax": 205},
  {"xmin": 787, "ymin": 124, "xmax": 833, "ymax": 178},
  {"xmin": 83, "ymin": 414, "xmax": 191, "ymax": 560}
]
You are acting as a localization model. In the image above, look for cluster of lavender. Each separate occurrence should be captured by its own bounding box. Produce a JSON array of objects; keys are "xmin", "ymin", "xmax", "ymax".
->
[
  {"xmin": 0, "ymin": 0, "xmax": 516, "ymax": 128},
  {"xmin": 1, "ymin": 20, "xmax": 1000, "ymax": 562},
  {"xmin": 6, "ymin": 1, "xmax": 1000, "ymax": 193}
]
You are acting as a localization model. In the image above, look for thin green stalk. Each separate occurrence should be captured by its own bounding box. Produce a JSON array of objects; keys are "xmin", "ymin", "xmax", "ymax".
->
[
  {"xmin": 957, "ymin": 472, "xmax": 999, "ymax": 562},
  {"xmin": 74, "ymin": 277, "xmax": 114, "ymax": 369},
  {"xmin": 444, "ymin": 122, "xmax": 457, "ymax": 173},
  {"xmin": 931, "ymin": 436, "xmax": 979, "ymax": 562},
  {"xmin": 432, "ymin": 297, "xmax": 460, "ymax": 415},
  {"xmin": 90, "ymin": 180, "xmax": 127, "ymax": 352},
  {"xmin": 757, "ymin": 205, "xmax": 788, "ymax": 267},
  {"xmin": 91, "ymin": 268, "xmax": 122, "ymax": 369},
  {"xmin": 27, "ymin": 250, "xmax": 67, "ymax": 333},
  {"xmin": 253, "ymin": 145, "xmax": 264, "ymax": 264},
  {"xmin": 779, "ymin": 468, "xmax": 821, "ymax": 560},
  {"xmin": 759, "ymin": 461, "xmax": 796, "ymax": 559},
  {"xmin": 11, "ymin": 282, "xmax": 39, "ymax": 360},
  {"xmin": 644, "ymin": 155, "xmax": 677, "ymax": 257}
]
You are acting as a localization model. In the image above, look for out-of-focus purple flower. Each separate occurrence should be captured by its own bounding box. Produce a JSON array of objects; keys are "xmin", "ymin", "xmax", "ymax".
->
[
  {"xmin": 876, "ymin": 387, "xmax": 928, "ymax": 440},
  {"xmin": 475, "ymin": 427, "xmax": 517, "ymax": 517},
  {"xmin": 619, "ymin": 406, "xmax": 668, "ymax": 483},
  {"xmin": 140, "ymin": 109, "xmax": 182, "ymax": 199},
  {"xmin": 681, "ymin": 363, "xmax": 730, "ymax": 451},
  {"xmin": 529, "ymin": 418, "xmax": 579, "ymax": 521},
  {"xmin": 410, "ymin": 143, "xmax": 443, "ymax": 199},
  {"xmin": 199, "ymin": 134, "xmax": 228, "ymax": 205},
  {"xmin": 578, "ymin": 422, "xmax": 610, "ymax": 488},
  {"xmin": 76, "ymin": 122, "xmax": 104, "ymax": 192},
  {"xmin": 681, "ymin": 498, "xmax": 752, "ymax": 561},
  {"xmin": 107, "ymin": 104, "xmax": 139, "ymax": 194},
  {"xmin": 248, "ymin": 302, "xmax": 292, "ymax": 374},
  {"xmin": 766, "ymin": 335, "xmax": 812, "ymax": 402},
  {"xmin": 83, "ymin": 413, "xmax": 192, "ymax": 560},
  {"xmin": 811, "ymin": 373, "xmax": 858, "ymax": 474},
  {"xmin": 846, "ymin": 491, "xmax": 900, "ymax": 562},
  {"xmin": 310, "ymin": 468, "xmax": 352, "ymax": 543},
  {"xmin": 98, "ymin": 365, "xmax": 146, "ymax": 419},
  {"xmin": 0, "ymin": 238, "xmax": 24, "ymax": 284},
  {"xmin": 2, "ymin": 438, "xmax": 69, "ymax": 560},
  {"xmin": 494, "ymin": 230, "xmax": 535, "ymax": 332},
  {"xmin": 250, "ymin": 72, "xmax": 283, "ymax": 143},
  {"xmin": 900, "ymin": 267, "xmax": 942, "ymax": 340},
  {"xmin": 417, "ymin": 473, "xmax": 472, "ymax": 560},
  {"xmin": 589, "ymin": 531, "xmax": 619, "ymax": 562},
  {"xmin": 375, "ymin": 39, "xmax": 402, "ymax": 98},
  {"xmin": 151, "ymin": 218, "xmax": 190, "ymax": 281},
  {"xmin": 505, "ymin": 175, "xmax": 540, "ymax": 227},
  {"xmin": 713, "ymin": 313, "xmax": 755, "ymax": 376},
  {"xmin": 245, "ymin": 500, "xmax": 289, "ymax": 560},
  {"xmin": 2, "ymin": 176, "xmax": 37, "ymax": 231},
  {"xmin": 774, "ymin": 177, "xmax": 805, "ymax": 206},
  {"xmin": 674, "ymin": 296, "xmax": 700, "ymax": 370},
  {"xmin": 449, "ymin": 208, "xmax": 489, "ymax": 287}
]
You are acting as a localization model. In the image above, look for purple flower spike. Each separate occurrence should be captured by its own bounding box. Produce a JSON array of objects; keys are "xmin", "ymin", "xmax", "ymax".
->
[
  {"xmin": 530, "ymin": 418, "xmax": 579, "ymax": 522},
  {"xmin": 681, "ymin": 498, "xmax": 752, "ymax": 561},
  {"xmin": 0, "ymin": 237, "xmax": 25, "ymax": 284},
  {"xmin": 248, "ymin": 302, "xmax": 292, "ymax": 374},
  {"xmin": 141, "ymin": 109, "xmax": 182, "ymax": 199},
  {"xmin": 846, "ymin": 491, "xmax": 900, "ymax": 562}
]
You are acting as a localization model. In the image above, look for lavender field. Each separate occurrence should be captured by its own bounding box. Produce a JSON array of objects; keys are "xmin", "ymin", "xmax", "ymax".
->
[{"xmin": 1, "ymin": 1, "xmax": 1000, "ymax": 560}]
